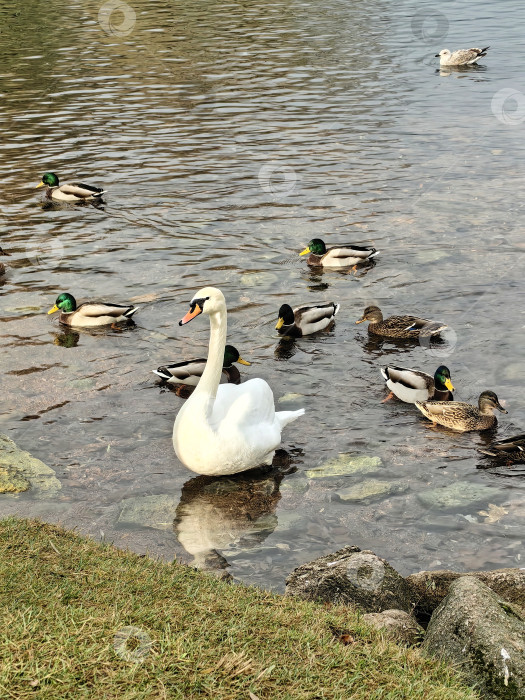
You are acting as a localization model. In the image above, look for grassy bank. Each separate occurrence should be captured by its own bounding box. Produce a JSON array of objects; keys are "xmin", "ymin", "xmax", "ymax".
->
[{"xmin": 0, "ymin": 518, "xmax": 478, "ymax": 699}]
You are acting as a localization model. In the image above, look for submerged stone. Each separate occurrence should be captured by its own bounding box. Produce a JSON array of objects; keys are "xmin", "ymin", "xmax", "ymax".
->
[
  {"xmin": 307, "ymin": 454, "xmax": 382, "ymax": 478},
  {"xmin": 334, "ymin": 479, "xmax": 406, "ymax": 504},
  {"xmin": 0, "ymin": 466, "xmax": 30, "ymax": 493},
  {"xmin": 0, "ymin": 434, "xmax": 61, "ymax": 496},
  {"xmin": 117, "ymin": 494, "xmax": 180, "ymax": 530},
  {"xmin": 277, "ymin": 393, "xmax": 304, "ymax": 403},
  {"xmin": 417, "ymin": 481, "xmax": 501, "ymax": 510}
]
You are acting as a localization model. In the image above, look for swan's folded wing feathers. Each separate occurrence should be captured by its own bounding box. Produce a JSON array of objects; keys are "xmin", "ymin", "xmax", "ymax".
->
[{"xmin": 213, "ymin": 379, "xmax": 276, "ymax": 429}]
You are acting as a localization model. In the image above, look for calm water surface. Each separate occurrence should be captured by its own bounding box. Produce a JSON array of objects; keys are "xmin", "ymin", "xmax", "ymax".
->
[{"xmin": 1, "ymin": 0, "xmax": 524, "ymax": 590}]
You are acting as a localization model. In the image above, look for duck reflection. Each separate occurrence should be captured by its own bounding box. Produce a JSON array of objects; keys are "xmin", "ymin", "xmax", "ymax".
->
[
  {"xmin": 274, "ymin": 337, "xmax": 298, "ymax": 359},
  {"xmin": 174, "ymin": 461, "xmax": 291, "ymax": 574},
  {"xmin": 52, "ymin": 329, "xmax": 80, "ymax": 348},
  {"xmin": 358, "ymin": 331, "xmax": 450, "ymax": 358},
  {"xmin": 303, "ymin": 260, "xmax": 376, "ymax": 290}
]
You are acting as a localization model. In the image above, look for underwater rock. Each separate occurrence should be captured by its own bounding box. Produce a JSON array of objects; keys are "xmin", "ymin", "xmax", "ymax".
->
[
  {"xmin": 117, "ymin": 494, "xmax": 180, "ymax": 530},
  {"xmin": 0, "ymin": 465, "xmax": 30, "ymax": 493},
  {"xmin": 0, "ymin": 434, "xmax": 61, "ymax": 496},
  {"xmin": 417, "ymin": 481, "xmax": 500, "ymax": 511},
  {"xmin": 306, "ymin": 454, "xmax": 382, "ymax": 479},
  {"xmin": 334, "ymin": 479, "xmax": 406, "ymax": 504}
]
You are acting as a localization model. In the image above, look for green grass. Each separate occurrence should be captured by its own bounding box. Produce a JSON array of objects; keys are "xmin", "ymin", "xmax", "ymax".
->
[{"xmin": 0, "ymin": 517, "xmax": 479, "ymax": 699}]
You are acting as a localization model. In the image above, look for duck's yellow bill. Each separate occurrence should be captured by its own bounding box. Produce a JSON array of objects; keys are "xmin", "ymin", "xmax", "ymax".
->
[
  {"xmin": 299, "ymin": 246, "xmax": 311, "ymax": 256},
  {"xmin": 36, "ymin": 181, "xmax": 45, "ymax": 189},
  {"xmin": 237, "ymin": 357, "xmax": 251, "ymax": 366},
  {"xmin": 48, "ymin": 305, "xmax": 59, "ymax": 314},
  {"xmin": 445, "ymin": 378, "xmax": 454, "ymax": 392},
  {"xmin": 275, "ymin": 317, "xmax": 284, "ymax": 330},
  {"xmin": 355, "ymin": 317, "xmax": 365, "ymax": 324},
  {"xmin": 179, "ymin": 303, "xmax": 202, "ymax": 326}
]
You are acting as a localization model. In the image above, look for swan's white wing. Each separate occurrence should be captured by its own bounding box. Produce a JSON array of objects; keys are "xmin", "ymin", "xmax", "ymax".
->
[{"xmin": 212, "ymin": 378, "xmax": 276, "ymax": 429}]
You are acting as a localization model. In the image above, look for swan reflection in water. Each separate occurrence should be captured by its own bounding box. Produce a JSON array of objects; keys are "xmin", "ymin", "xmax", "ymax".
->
[{"xmin": 174, "ymin": 451, "xmax": 298, "ymax": 575}]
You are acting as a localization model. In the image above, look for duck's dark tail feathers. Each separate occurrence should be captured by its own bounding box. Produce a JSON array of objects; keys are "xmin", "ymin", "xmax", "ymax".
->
[{"xmin": 124, "ymin": 306, "xmax": 139, "ymax": 318}]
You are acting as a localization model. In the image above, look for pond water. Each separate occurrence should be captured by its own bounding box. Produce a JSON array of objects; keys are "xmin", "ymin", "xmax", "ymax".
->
[{"xmin": 1, "ymin": 0, "xmax": 524, "ymax": 591}]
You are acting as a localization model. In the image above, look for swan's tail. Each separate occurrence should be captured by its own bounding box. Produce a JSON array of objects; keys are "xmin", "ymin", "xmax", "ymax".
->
[{"xmin": 277, "ymin": 408, "xmax": 305, "ymax": 429}]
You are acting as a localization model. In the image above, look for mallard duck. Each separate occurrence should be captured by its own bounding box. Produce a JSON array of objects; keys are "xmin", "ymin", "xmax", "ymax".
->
[
  {"xmin": 275, "ymin": 302, "xmax": 340, "ymax": 337},
  {"xmin": 380, "ymin": 365, "xmax": 454, "ymax": 403},
  {"xmin": 478, "ymin": 434, "xmax": 525, "ymax": 461},
  {"xmin": 435, "ymin": 47, "xmax": 489, "ymax": 66},
  {"xmin": 36, "ymin": 172, "xmax": 106, "ymax": 201},
  {"xmin": 47, "ymin": 293, "xmax": 138, "ymax": 327},
  {"xmin": 153, "ymin": 345, "xmax": 250, "ymax": 386},
  {"xmin": 0, "ymin": 246, "xmax": 10, "ymax": 275},
  {"xmin": 356, "ymin": 306, "xmax": 447, "ymax": 339},
  {"xmin": 299, "ymin": 238, "xmax": 378, "ymax": 267},
  {"xmin": 415, "ymin": 391, "xmax": 507, "ymax": 432},
  {"xmin": 173, "ymin": 287, "xmax": 304, "ymax": 476}
]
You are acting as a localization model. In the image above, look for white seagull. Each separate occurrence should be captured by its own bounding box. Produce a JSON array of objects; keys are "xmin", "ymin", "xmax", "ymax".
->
[{"xmin": 435, "ymin": 46, "xmax": 489, "ymax": 66}]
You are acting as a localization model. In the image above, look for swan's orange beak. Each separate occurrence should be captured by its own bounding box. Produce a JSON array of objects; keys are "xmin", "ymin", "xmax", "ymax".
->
[{"xmin": 179, "ymin": 303, "xmax": 202, "ymax": 326}]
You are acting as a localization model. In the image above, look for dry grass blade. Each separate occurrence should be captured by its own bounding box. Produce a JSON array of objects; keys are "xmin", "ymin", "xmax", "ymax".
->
[{"xmin": 215, "ymin": 651, "xmax": 255, "ymax": 677}]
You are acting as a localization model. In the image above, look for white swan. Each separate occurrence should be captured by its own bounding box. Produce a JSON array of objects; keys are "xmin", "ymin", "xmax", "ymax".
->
[{"xmin": 173, "ymin": 287, "xmax": 305, "ymax": 476}]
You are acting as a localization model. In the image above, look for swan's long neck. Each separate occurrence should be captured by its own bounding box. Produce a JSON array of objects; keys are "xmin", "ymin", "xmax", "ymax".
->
[{"xmin": 194, "ymin": 306, "xmax": 227, "ymax": 407}]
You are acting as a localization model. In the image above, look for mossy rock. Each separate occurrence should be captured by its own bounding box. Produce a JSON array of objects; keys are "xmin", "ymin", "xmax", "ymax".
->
[
  {"xmin": 0, "ymin": 435, "xmax": 61, "ymax": 496},
  {"xmin": 423, "ymin": 577, "xmax": 525, "ymax": 698},
  {"xmin": 0, "ymin": 466, "xmax": 30, "ymax": 493},
  {"xmin": 306, "ymin": 454, "xmax": 382, "ymax": 479}
]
